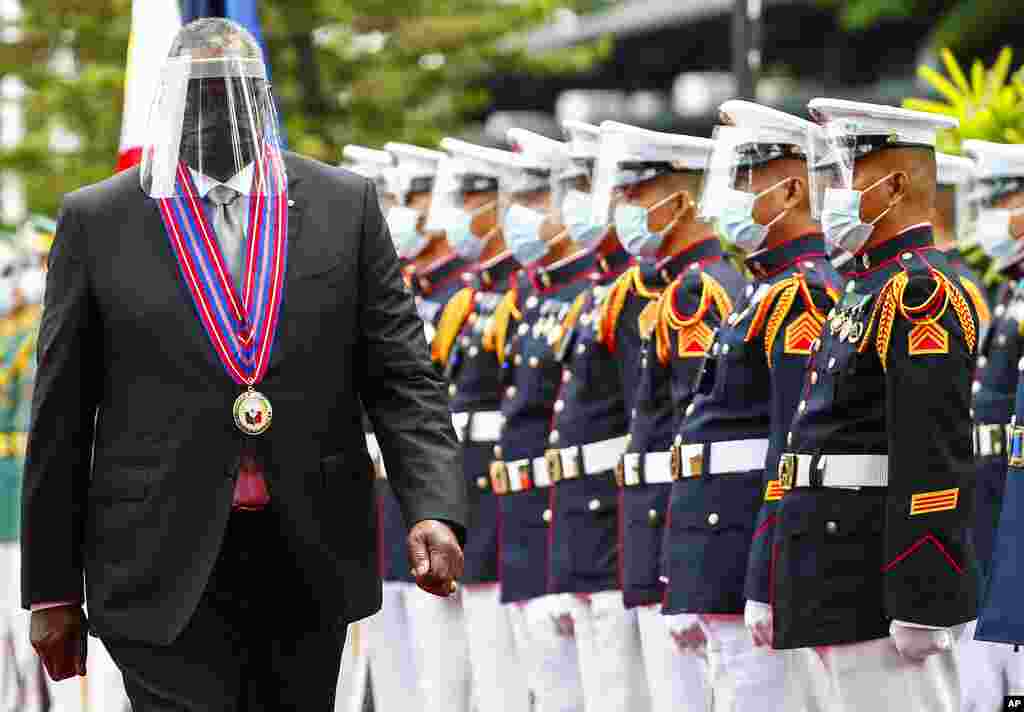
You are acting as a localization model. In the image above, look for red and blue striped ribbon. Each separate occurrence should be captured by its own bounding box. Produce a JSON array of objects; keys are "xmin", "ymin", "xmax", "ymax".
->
[{"xmin": 156, "ymin": 152, "xmax": 288, "ymax": 386}]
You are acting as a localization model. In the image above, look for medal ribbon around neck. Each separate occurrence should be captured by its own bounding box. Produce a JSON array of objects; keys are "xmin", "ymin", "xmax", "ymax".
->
[{"xmin": 156, "ymin": 150, "xmax": 288, "ymax": 387}]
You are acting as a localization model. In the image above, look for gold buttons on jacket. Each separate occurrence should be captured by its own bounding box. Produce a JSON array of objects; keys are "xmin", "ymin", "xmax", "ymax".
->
[
  {"xmin": 448, "ymin": 384, "xmax": 458, "ymax": 397},
  {"xmin": 707, "ymin": 513, "xmax": 720, "ymax": 527},
  {"xmin": 529, "ymin": 357, "xmax": 540, "ymax": 368},
  {"xmin": 647, "ymin": 509, "xmax": 660, "ymax": 526},
  {"xmin": 588, "ymin": 499, "xmax": 601, "ymax": 512},
  {"xmin": 554, "ymin": 400, "xmax": 565, "ymax": 413},
  {"xmin": 543, "ymin": 509, "xmax": 552, "ymax": 524},
  {"xmin": 506, "ymin": 386, "xmax": 517, "ymax": 399},
  {"xmin": 549, "ymin": 430, "xmax": 561, "ymax": 445},
  {"xmin": 493, "ymin": 445, "xmax": 503, "ymax": 459},
  {"xmin": 810, "ymin": 371, "xmax": 818, "ymax": 385},
  {"xmin": 477, "ymin": 476, "xmax": 489, "ymax": 491},
  {"xmin": 825, "ymin": 520, "xmax": 838, "ymax": 535}
]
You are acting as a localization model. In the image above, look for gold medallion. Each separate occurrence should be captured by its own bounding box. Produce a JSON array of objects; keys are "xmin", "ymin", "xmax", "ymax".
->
[
  {"xmin": 830, "ymin": 313, "xmax": 845, "ymax": 336},
  {"xmin": 233, "ymin": 389, "xmax": 273, "ymax": 436}
]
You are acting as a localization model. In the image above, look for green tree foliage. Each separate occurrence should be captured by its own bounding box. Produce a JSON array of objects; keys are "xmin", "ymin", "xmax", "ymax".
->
[{"xmin": 1, "ymin": 0, "xmax": 607, "ymax": 216}]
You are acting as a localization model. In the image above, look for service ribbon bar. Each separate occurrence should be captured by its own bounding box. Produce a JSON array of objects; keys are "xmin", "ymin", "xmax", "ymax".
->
[{"xmin": 156, "ymin": 151, "xmax": 288, "ymax": 387}]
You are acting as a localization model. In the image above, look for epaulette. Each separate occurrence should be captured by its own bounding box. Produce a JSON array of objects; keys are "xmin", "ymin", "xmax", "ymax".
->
[
  {"xmin": 959, "ymin": 275, "xmax": 991, "ymax": 326},
  {"xmin": 859, "ymin": 255, "xmax": 976, "ymax": 371},
  {"xmin": 431, "ymin": 287, "xmax": 475, "ymax": 366},
  {"xmin": 745, "ymin": 273, "xmax": 836, "ymax": 368},
  {"xmin": 653, "ymin": 271, "xmax": 734, "ymax": 365},
  {"xmin": 483, "ymin": 287, "xmax": 521, "ymax": 365},
  {"xmin": 597, "ymin": 265, "xmax": 662, "ymax": 352}
]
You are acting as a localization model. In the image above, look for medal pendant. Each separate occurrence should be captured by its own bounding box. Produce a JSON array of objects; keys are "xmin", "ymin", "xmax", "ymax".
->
[
  {"xmin": 233, "ymin": 389, "xmax": 273, "ymax": 436},
  {"xmin": 830, "ymin": 314, "xmax": 845, "ymax": 336}
]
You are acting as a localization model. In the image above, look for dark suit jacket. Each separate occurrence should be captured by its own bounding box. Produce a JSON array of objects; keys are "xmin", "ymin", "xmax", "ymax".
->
[{"xmin": 21, "ymin": 153, "xmax": 465, "ymax": 646}]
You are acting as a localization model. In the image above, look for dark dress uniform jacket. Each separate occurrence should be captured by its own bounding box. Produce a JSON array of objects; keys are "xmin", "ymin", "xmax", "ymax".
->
[
  {"xmin": 773, "ymin": 226, "xmax": 979, "ymax": 649},
  {"xmin": 442, "ymin": 254, "xmax": 521, "ymax": 584},
  {"xmin": 495, "ymin": 250, "xmax": 596, "ymax": 604},
  {"xmin": 609, "ymin": 238, "xmax": 745, "ymax": 608},
  {"xmin": 20, "ymin": 154, "xmax": 466, "ymax": 646},
  {"xmin": 547, "ymin": 248, "xmax": 632, "ymax": 595},
  {"xmin": 663, "ymin": 235, "xmax": 840, "ymax": 614},
  {"xmin": 377, "ymin": 254, "xmax": 468, "ymax": 584}
]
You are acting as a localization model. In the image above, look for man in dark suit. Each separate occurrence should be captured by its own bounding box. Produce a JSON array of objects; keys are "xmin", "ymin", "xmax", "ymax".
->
[{"xmin": 21, "ymin": 18, "xmax": 465, "ymax": 710}]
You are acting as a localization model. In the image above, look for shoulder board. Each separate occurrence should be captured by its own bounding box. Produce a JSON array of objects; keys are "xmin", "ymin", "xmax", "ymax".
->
[
  {"xmin": 431, "ymin": 287, "xmax": 475, "ymax": 366},
  {"xmin": 959, "ymin": 275, "xmax": 991, "ymax": 326},
  {"xmin": 653, "ymin": 271, "xmax": 733, "ymax": 365},
  {"xmin": 864, "ymin": 260, "xmax": 977, "ymax": 371},
  {"xmin": 483, "ymin": 287, "xmax": 521, "ymax": 365}
]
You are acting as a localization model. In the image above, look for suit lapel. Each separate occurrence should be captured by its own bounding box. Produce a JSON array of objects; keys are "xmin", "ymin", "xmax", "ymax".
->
[
  {"xmin": 143, "ymin": 195, "xmax": 225, "ymax": 372},
  {"xmin": 266, "ymin": 172, "xmax": 306, "ymax": 373}
]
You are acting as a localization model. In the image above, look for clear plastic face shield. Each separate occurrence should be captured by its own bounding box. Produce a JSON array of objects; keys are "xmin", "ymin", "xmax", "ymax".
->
[
  {"xmin": 424, "ymin": 156, "xmax": 499, "ymax": 261},
  {"xmin": 498, "ymin": 161, "xmax": 560, "ymax": 266},
  {"xmin": 698, "ymin": 126, "xmax": 808, "ymax": 253},
  {"xmin": 141, "ymin": 18, "xmax": 286, "ymax": 200},
  {"xmin": 970, "ymin": 176, "xmax": 1024, "ymax": 259}
]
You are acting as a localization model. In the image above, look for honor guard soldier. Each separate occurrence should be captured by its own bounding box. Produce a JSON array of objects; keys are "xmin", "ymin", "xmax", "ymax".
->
[
  {"xmin": 590, "ymin": 122, "xmax": 742, "ymax": 712},
  {"xmin": 526, "ymin": 122, "xmax": 651, "ymax": 712},
  {"xmin": 659, "ymin": 101, "xmax": 842, "ymax": 709},
  {"xmin": 934, "ymin": 153, "xmax": 990, "ymax": 314},
  {"xmin": 954, "ymin": 140, "xmax": 1024, "ymax": 712},
  {"xmin": 341, "ymin": 143, "xmax": 425, "ymax": 712},
  {"xmin": 383, "ymin": 141, "xmax": 473, "ymax": 712},
  {"xmin": 774, "ymin": 99, "xmax": 978, "ymax": 711},
  {"xmin": 427, "ymin": 138, "xmax": 531, "ymax": 712},
  {"xmin": 477, "ymin": 134, "xmax": 594, "ymax": 712}
]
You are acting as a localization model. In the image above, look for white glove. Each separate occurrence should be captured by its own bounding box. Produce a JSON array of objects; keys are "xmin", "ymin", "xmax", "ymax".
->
[
  {"xmin": 528, "ymin": 594, "xmax": 575, "ymax": 637},
  {"xmin": 889, "ymin": 620, "xmax": 954, "ymax": 662},
  {"xmin": 744, "ymin": 600, "xmax": 773, "ymax": 647},
  {"xmin": 665, "ymin": 613, "xmax": 707, "ymax": 653}
]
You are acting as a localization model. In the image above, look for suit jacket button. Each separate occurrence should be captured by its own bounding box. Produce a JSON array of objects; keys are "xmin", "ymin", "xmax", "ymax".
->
[
  {"xmin": 588, "ymin": 499, "xmax": 601, "ymax": 512},
  {"xmin": 707, "ymin": 512, "xmax": 720, "ymax": 527}
]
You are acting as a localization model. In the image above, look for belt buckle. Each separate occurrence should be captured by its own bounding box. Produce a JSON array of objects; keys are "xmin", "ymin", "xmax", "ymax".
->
[
  {"xmin": 670, "ymin": 445, "xmax": 682, "ymax": 481},
  {"xmin": 1009, "ymin": 427, "xmax": 1024, "ymax": 468},
  {"xmin": 779, "ymin": 454, "xmax": 797, "ymax": 491},
  {"xmin": 490, "ymin": 461, "xmax": 510, "ymax": 495},
  {"xmin": 614, "ymin": 457, "xmax": 625, "ymax": 488},
  {"xmin": 990, "ymin": 426, "xmax": 1004, "ymax": 457},
  {"xmin": 686, "ymin": 447, "xmax": 703, "ymax": 479},
  {"xmin": 545, "ymin": 449, "xmax": 564, "ymax": 483}
]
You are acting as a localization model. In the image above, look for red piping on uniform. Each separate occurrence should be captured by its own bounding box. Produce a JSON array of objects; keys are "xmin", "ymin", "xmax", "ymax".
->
[
  {"xmin": 751, "ymin": 513, "xmax": 777, "ymax": 542},
  {"xmin": 881, "ymin": 533, "xmax": 964, "ymax": 575},
  {"xmin": 849, "ymin": 246, "xmax": 940, "ymax": 278}
]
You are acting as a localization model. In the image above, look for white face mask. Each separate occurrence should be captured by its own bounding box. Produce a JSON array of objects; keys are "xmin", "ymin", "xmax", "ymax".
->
[
  {"xmin": 976, "ymin": 208, "xmax": 1021, "ymax": 259},
  {"xmin": 717, "ymin": 179, "xmax": 791, "ymax": 253},
  {"xmin": 820, "ymin": 173, "xmax": 896, "ymax": 254},
  {"xmin": 17, "ymin": 268, "xmax": 45, "ymax": 305},
  {"xmin": 386, "ymin": 206, "xmax": 430, "ymax": 260}
]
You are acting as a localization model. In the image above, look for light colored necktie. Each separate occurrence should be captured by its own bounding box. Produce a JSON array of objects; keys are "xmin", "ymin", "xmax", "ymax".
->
[{"xmin": 207, "ymin": 184, "xmax": 244, "ymax": 288}]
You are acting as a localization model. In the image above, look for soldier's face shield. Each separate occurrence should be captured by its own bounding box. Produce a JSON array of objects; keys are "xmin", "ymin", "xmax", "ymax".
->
[
  {"xmin": 424, "ymin": 156, "xmax": 499, "ymax": 235},
  {"xmin": 971, "ymin": 178, "xmax": 1024, "ymax": 258}
]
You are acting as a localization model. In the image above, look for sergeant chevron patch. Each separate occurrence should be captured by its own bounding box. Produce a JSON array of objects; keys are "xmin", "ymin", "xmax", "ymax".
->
[
  {"xmin": 764, "ymin": 479, "xmax": 784, "ymax": 502},
  {"xmin": 784, "ymin": 312, "xmax": 820, "ymax": 355},
  {"xmin": 677, "ymin": 321, "xmax": 715, "ymax": 358},
  {"xmin": 907, "ymin": 322, "xmax": 949, "ymax": 356},
  {"xmin": 909, "ymin": 488, "xmax": 959, "ymax": 516}
]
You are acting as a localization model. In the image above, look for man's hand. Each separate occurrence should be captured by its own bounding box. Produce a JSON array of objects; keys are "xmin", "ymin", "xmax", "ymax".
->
[
  {"xmin": 744, "ymin": 599, "xmax": 773, "ymax": 647},
  {"xmin": 408, "ymin": 519, "xmax": 464, "ymax": 597},
  {"xmin": 889, "ymin": 621, "xmax": 954, "ymax": 662},
  {"xmin": 30, "ymin": 605, "xmax": 87, "ymax": 681},
  {"xmin": 665, "ymin": 613, "xmax": 707, "ymax": 653}
]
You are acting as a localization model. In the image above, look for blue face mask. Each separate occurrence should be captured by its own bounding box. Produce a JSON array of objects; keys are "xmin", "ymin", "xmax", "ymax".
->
[
  {"xmin": 717, "ymin": 180, "xmax": 790, "ymax": 253},
  {"xmin": 614, "ymin": 192, "xmax": 683, "ymax": 259},
  {"xmin": 504, "ymin": 203, "xmax": 550, "ymax": 266},
  {"xmin": 820, "ymin": 173, "xmax": 894, "ymax": 254},
  {"xmin": 386, "ymin": 206, "xmax": 429, "ymax": 260},
  {"xmin": 562, "ymin": 189, "xmax": 605, "ymax": 250},
  {"xmin": 446, "ymin": 202, "xmax": 495, "ymax": 261}
]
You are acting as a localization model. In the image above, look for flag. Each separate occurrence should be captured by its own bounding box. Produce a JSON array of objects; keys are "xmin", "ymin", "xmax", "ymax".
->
[{"xmin": 116, "ymin": 0, "xmax": 182, "ymax": 172}]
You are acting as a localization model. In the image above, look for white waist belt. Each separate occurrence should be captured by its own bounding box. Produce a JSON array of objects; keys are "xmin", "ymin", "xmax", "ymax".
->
[
  {"xmin": 558, "ymin": 435, "xmax": 630, "ymax": 480},
  {"xmin": 451, "ymin": 411, "xmax": 504, "ymax": 443},
  {"xmin": 974, "ymin": 423, "xmax": 1008, "ymax": 458},
  {"xmin": 621, "ymin": 451, "xmax": 674, "ymax": 486},
  {"xmin": 779, "ymin": 453, "xmax": 889, "ymax": 490},
  {"xmin": 674, "ymin": 439, "xmax": 770, "ymax": 479}
]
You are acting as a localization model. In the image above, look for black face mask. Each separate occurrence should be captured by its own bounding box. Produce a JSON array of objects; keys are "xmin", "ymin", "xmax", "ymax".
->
[{"xmin": 180, "ymin": 78, "xmax": 265, "ymax": 182}]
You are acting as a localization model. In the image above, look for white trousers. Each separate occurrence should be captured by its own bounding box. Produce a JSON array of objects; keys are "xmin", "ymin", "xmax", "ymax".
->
[
  {"xmin": 787, "ymin": 634, "xmax": 961, "ymax": 712},
  {"xmin": 365, "ymin": 582, "xmax": 421, "ymax": 712},
  {"xmin": 508, "ymin": 595, "xmax": 584, "ymax": 712},
  {"xmin": 696, "ymin": 614, "xmax": 790, "ymax": 712},
  {"xmin": 959, "ymin": 619, "xmax": 1024, "ymax": 711},
  {"xmin": 406, "ymin": 584, "xmax": 471, "ymax": 712},
  {"xmin": 462, "ymin": 584, "xmax": 530, "ymax": 712},
  {"xmin": 566, "ymin": 591, "xmax": 651, "ymax": 712},
  {"xmin": 334, "ymin": 622, "xmax": 370, "ymax": 712},
  {"xmin": 636, "ymin": 604, "xmax": 710, "ymax": 712}
]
